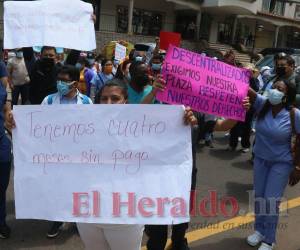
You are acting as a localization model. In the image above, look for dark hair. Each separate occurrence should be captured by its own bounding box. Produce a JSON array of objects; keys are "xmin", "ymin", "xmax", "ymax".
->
[
  {"xmin": 94, "ymin": 79, "xmax": 128, "ymax": 104},
  {"xmin": 275, "ymin": 53, "xmax": 295, "ymax": 67},
  {"xmin": 58, "ymin": 65, "xmax": 80, "ymax": 82},
  {"xmin": 115, "ymin": 60, "xmax": 131, "ymax": 80},
  {"xmin": 41, "ymin": 46, "xmax": 56, "ymax": 55},
  {"xmin": 150, "ymin": 54, "xmax": 163, "ymax": 64},
  {"xmin": 77, "ymin": 57, "xmax": 90, "ymax": 67},
  {"xmin": 101, "ymin": 59, "xmax": 112, "ymax": 69},
  {"xmin": 129, "ymin": 49, "xmax": 136, "ymax": 62},
  {"xmin": 224, "ymin": 49, "xmax": 235, "ymax": 58},
  {"xmin": 129, "ymin": 61, "xmax": 145, "ymax": 76},
  {"xmin": 257, "ymin": 79, "xmax": 296, "ymax": 120},
  {"xmin": 65, "ymin": 50, "xmax": 81, "ymax": 66}
]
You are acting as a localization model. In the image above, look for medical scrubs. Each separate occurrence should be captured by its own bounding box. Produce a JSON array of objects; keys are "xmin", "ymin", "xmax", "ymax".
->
[{"xmin": 253, "ymin": 94, "xmax": 300, "ymax": 244}]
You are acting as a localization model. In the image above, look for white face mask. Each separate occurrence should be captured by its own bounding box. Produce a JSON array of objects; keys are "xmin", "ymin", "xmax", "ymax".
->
[{"xmin": 267, "ymin": 89, "xmax": 285, "ymax": 105}]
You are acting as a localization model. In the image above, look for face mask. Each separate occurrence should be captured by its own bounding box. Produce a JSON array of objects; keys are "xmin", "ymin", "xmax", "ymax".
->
[
  {"xmin": 16, "ymin": 51, "xmax": 23, "ymax": 58},
  {"xmin": 88, "ymin": 59, "xmax": 95, "ymax": 65},
  {"xmin": 151, "ymin": 63, "xmax": 162, "ymax": 71},
  {"xmin": 134, "ymin": 74, "xmax": 150, "ymax": 87},
  {"xmin": 114, "ymin": 59, "xmax": 120, "ymax": 66},
  {"xmin": 57, "ymin": 80, "xmax": 73, "ymax": 96},
  {"xmin": 267, "ymin": 89, "xmax": 285, "ymax": 105},
  {"xmin": 135, "ymin": 56, "xmax": 143, "ymax": 62},
  {"xmin": 104, "ymin": 65, "xmax": 113, "ymax": 75},
  {"xmin": 41, "ymin": 57, "xmax": 55, "ymax": 69},
  {"xmin": 75, "ymin": 63, "xmax": 82, "ymax": 69},
  {"xmin": 276, "ymin": 66, "xmax": 286, "ymax": 77}
]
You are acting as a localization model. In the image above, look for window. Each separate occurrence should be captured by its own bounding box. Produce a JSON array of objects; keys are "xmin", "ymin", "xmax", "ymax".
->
[
  {"xmin": 262, "ymin": 0, "xmax": 285, "ymax": 16},
  {"xmin": 117, "ymin": 6, "xmax": 163, "ymax": 36}
]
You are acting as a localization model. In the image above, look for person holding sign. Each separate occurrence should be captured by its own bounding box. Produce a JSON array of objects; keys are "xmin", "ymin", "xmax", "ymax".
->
[
  {"xmin": 75, "ymin": 79, "xmax": 198, "ymax": 250},
  {"xmin": 41, "ymin": 65, "xmax": 92, "ymax": 238},
  {"xmin": 142, "ymin": 76, "xmax": 250, "ymax": 250},
  {"xmin": 246, "ymin": 80, "xmax": 300, "ymax": 250}
]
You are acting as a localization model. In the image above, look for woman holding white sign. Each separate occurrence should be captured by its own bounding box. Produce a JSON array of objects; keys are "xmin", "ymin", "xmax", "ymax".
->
[
  {"xmin": 76, "ymin": 79, "xmax": 198, "ymax": 250},
  {"xmin": 142, "ymin": 77, "xmax": 250, "ymax": 250}
]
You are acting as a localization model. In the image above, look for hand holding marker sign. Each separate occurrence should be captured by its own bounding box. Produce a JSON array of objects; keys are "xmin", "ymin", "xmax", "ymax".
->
[{"xmin": 157, "ymin": 46, "xmax": 250, "ymax": 121}]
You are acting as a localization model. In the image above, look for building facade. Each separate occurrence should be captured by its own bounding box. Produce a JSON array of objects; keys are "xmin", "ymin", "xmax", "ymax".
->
[{"xmin": 1, "ymin": 0, "xmax": 300, "ymax": 50}]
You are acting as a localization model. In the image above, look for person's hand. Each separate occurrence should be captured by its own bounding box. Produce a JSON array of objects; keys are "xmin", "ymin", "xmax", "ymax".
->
[
  {"xmin": 184, "ymin": 107, "xmax": 198, "ymax": 126},
  {"xmin": 242, "ymin": 96, "xmax": 250, "ymax": 111},
  {"xmin": 91, "ymin": 14, "xmax": 96, "ymax": 23},
  {"xmin": 4, "ymin": 111, "xmax": 16, "ymax": 131},
  {"xmin": 289, "ymin": 168, "xmax": 300, "ymax": 186},
  {"xmin": 151, "ymin": 75, "xmax": 166, "ymax": 96}
]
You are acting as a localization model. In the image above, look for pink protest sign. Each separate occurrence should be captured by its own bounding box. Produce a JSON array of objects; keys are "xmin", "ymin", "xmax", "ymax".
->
[{"xmin": 156, "ymin": 46, "xmax": 250, "ymax": 121}]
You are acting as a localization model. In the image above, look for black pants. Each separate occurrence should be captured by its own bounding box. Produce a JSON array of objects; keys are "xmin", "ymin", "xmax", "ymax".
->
[
  {"xmin": 0, "ymin": 161, "xmax": 11, "ymax": 225},
  {"xmin": 146, "ymin": 127, "xmax": 198, "ymax": 250},
  {"xmin": 12, "ymin": 83, "xmax": 29, "ymax": 106},
  {"xmin": 229, "ymin": 110, "xmax": 254, "ymax": 149},
  {"xmin": 146, "ymin": 223, "xmax": 189, "ymax": 250}
]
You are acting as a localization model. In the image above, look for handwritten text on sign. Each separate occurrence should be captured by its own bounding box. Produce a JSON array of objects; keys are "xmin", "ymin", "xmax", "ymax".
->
[
  {"xmin": 156, "ymin": 46, "xmax": 250, "ymax": 121},
  {"xmin": 4, "ymin": 0, "xmax": 96, "ymax": 50},
  {"xmin": 13, "ymin": 105, "xmax": 192, "ymax": 225}
]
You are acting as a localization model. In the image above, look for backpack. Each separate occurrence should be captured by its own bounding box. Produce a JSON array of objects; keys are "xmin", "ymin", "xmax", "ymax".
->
[{"xmin": 47, "ymin": 94, "xmax": 90, "ymax": 105}]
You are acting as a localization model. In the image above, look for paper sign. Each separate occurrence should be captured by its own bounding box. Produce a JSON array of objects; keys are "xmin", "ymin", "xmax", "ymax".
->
[
  {"xmin": 160, "ymin": 31, "xmax": 181, "ymax": 50},
  {"xmin": 156, "ymin": 46, "xmax": 250, "ymax": 121},
  {"xmin": 4, "ymin": 0, "xmax": 96, "ymax": 51},
  {"xmin": 13, "ymin": 105, "xmax": 192, "ymax": 225},
  {"xmin": 115, "ymin": 43, "xmax": 127, "ymax": 62}
]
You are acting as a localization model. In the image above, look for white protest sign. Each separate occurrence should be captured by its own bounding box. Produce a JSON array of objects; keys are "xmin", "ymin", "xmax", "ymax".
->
[
  {"xmin": 4, "ymin": 0, "xmax": 96, "ymax": 51},
  {"xmin": 115, "ymin": 43, "xmax": 127, "ymax": 62},
  {"xmin": 13, "ymin": 105, "xmax": 192, "ymax": 225}
]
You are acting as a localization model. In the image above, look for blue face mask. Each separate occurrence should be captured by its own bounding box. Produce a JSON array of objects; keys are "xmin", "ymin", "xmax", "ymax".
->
[
  {"xmin": 75, "ymin": 63, "xmax": 82, "ymax": 69},
  {"xmin": 88, "ymin": 59, "xmax": 95, "ymax": 65},
  {"xmin": 151, "ymin": 63, "xmax": 162, "ymax": 71},
  {"xmin": 267, "ymin": 88, "xmax": 285, "ymax": 105},
  {"xmin": 57, "ymin": 80, "xmax": 73, "ymax": 96},
  {"xmin": 135, "ymin": 56, "xmax": 143, "ymax": 62},
  {"xmin": 16, "ymin": 51, "xmax": 23, "ymax": 58}
]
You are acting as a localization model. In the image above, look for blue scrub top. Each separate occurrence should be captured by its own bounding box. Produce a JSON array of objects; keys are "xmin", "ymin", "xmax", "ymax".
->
[
  {"xmin": 253, "ymin": 94, "xmax": 300, "ymax": 162},
  {"xmin": 127, "ymin": 84, "xmax": 153, "ymax": 104}
]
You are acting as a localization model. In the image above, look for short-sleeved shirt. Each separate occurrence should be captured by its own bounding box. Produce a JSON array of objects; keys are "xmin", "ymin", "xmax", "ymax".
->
[
  {"xmin": 253, "ymin": 94, "xmax": 300, "ymax": 162},
  {"xmin": 127, "ymin": 84, "xmax": 153, "ymax": 104},
  {"xmin": 7, "ymin": 57, "xmax": 30, "ymax": 86},
  {"xmin": 0, "ymin": 61, "xmax": 8, "ymax": 79}
]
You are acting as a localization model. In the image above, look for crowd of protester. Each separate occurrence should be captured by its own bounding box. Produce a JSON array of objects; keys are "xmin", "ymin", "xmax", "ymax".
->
[{"xmin": 0, "ymin": 37, "xmax": 300, "ymax": 250}]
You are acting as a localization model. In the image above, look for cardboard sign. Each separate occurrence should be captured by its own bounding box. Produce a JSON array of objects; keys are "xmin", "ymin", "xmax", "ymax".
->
[
  {"xmin": 4, "ymin": 0, "xmax": 96, "ymax": 50},
  {"xmin": 160, "ymin": 31, "xmax": 181, "ymax": 50},
  {"xmin": 156, "ymin": 46, "xmax": 250, "ymax": 121},
  {"xmin": 13, "ymin": 105, "xmax": 192, "ymax": 225}
]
